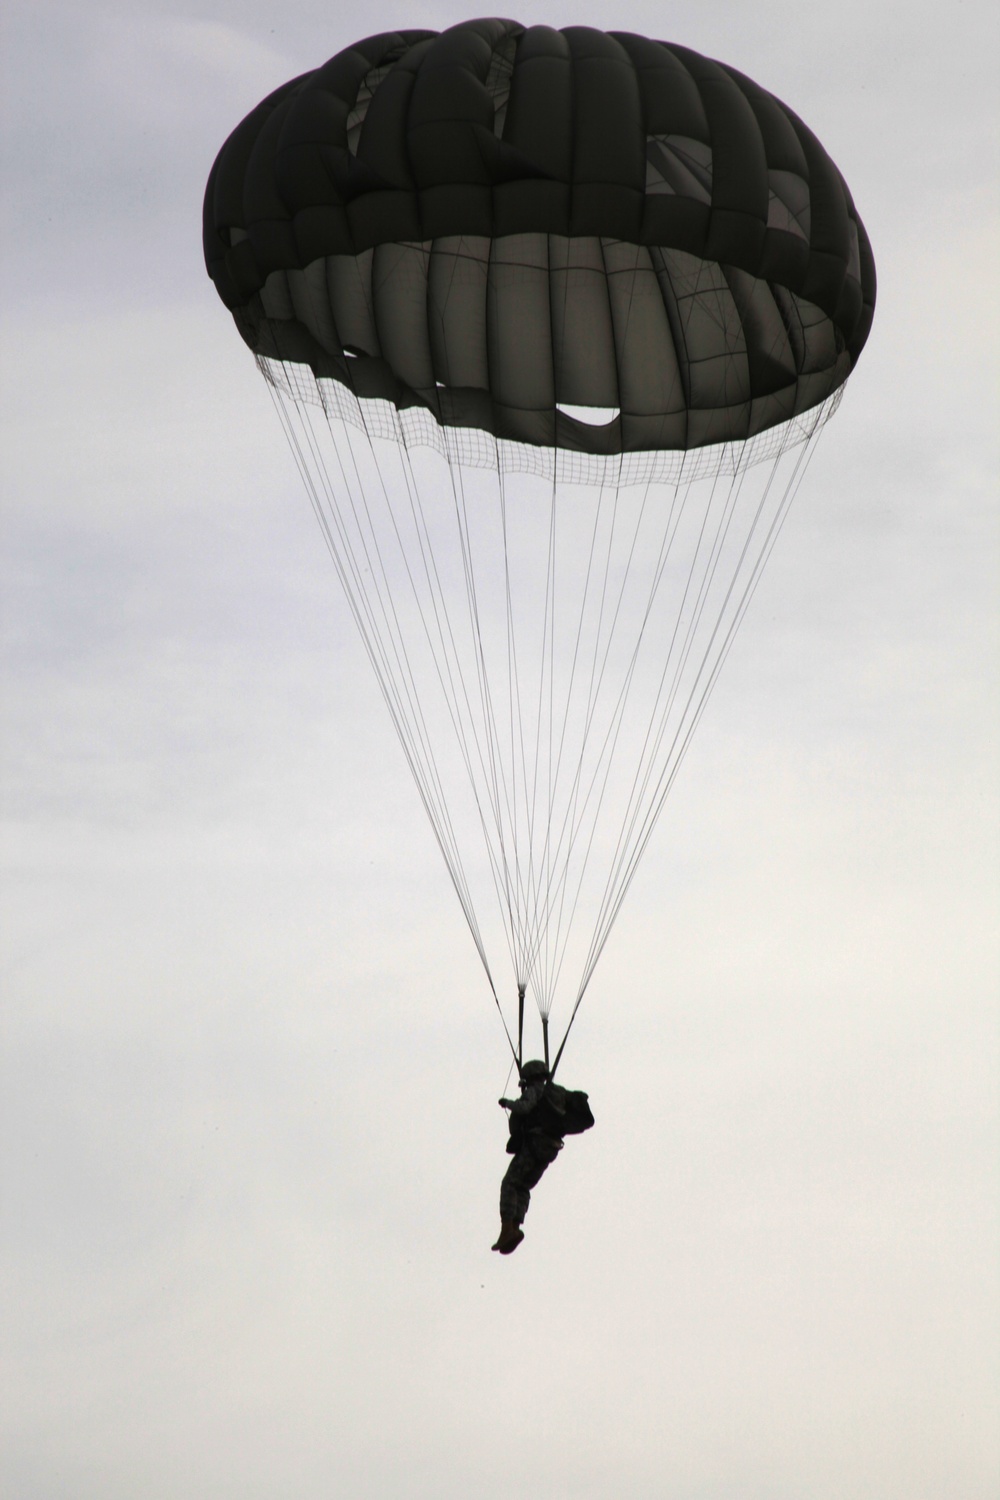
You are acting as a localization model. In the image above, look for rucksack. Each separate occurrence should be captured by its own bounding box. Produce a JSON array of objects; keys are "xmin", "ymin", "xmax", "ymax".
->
[
  {"xmin": 558, "ymin": 1088, "xmax": 595, "ymax": 1135},
  {"xmin": 540, "ymin": 1082, "xmax": 595, "ymax": 1135}
]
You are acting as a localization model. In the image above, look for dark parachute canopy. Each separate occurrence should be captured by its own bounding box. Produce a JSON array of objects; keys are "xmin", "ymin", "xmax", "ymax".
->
[
  {"xmin": 204, "ymin": 22, "xmax": 875, "ymax": 1069},
  {"xmin": 204, "ymin": 20, "xmax": 874, "ymax": 455}
]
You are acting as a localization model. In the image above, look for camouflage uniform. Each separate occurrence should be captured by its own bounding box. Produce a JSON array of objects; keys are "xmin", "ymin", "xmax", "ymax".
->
[{"xmin": 498, "ymin": 1078, "xmax": 567, "ymax": 1223}]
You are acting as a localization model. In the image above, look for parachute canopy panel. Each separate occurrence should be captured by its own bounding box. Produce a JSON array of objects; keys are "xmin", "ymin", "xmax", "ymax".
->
[{"xmin": 203, "ymin": 20, "xmax": 875, "ymax": 455}]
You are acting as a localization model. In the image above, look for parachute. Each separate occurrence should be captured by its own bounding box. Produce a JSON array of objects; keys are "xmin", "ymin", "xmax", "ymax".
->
[{"xmin": 203, "ymin": 21, "xmax": 875, "ymax": 1069}]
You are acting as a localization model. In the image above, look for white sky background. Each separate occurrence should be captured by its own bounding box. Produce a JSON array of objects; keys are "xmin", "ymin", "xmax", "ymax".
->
[{"xmin": 2, "ymin": 2, "xmax": 997, "ymax": 1496}]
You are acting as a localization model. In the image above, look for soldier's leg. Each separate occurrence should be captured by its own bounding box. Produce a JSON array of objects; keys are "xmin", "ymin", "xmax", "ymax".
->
[
  {"xmin": 519, "ymin": 1134, "xmax": 563, "ymax": 1196},
  {"xmin": 500, "ymin": 1136, "xmax": 563, "ymax": 1222},
  {"xmin": 499, "ymin": 1151, "xmax": 533, "ymax": 1223},
  {"xmin": 494, "ymin": 1136, "xmax": 565, "ymax": 1252}
]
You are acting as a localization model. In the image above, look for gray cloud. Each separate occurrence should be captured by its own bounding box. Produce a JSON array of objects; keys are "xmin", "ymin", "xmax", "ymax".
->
[{"xmin": 2, "ymin": 3, "xmax": 997, "ymax": 1496}]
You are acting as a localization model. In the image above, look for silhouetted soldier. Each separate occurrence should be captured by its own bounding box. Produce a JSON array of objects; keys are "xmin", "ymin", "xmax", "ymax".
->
[{"xmin": 492, "ymin": 1059, "xmax": 594, "ymax": 1254}]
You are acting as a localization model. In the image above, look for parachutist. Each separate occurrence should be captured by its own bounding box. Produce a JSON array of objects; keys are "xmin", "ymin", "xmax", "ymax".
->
[{"xmin": 492, "ymin": 1059, "xmax": 594, "ymax": 1254}]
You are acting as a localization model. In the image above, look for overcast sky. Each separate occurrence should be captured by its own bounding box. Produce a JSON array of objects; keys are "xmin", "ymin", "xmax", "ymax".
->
[{"xmin": 2, "ymin": 3, "xmax": 998, "ymax": 1497}]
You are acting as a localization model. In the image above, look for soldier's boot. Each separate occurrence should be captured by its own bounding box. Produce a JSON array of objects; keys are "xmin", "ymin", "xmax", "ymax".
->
[{"xmin": 491, "ymin": 1221, "xmax": 524, "ymax": 1254}]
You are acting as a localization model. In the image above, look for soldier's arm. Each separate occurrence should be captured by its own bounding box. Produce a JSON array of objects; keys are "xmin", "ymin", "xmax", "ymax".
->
[{"xmin": 507, "ymin": 1081, "xmax": 546, "ymax": 1116}]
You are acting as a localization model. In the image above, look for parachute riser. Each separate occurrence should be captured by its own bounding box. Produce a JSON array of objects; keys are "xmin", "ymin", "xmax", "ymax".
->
[{"xmin": 514, "ymin": 985, "xmax": 552, "ymax": 1079}]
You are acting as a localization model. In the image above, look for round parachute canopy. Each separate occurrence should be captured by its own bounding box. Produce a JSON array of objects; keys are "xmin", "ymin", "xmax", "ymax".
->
[{"xmin": 203, "ymin": 20, "xmax": 875, "ymax": 457}]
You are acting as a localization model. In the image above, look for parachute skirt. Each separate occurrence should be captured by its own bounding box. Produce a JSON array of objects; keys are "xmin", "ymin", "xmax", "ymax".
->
[{"xmin": 259, "ymin": 351, "xmax": 843, "ymax": 490}]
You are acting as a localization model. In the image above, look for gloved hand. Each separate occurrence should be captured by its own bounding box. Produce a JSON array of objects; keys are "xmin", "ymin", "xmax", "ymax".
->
[{"xmin": 499, "ymin": 1097, "xmax": 514, "ymax": 1108}]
